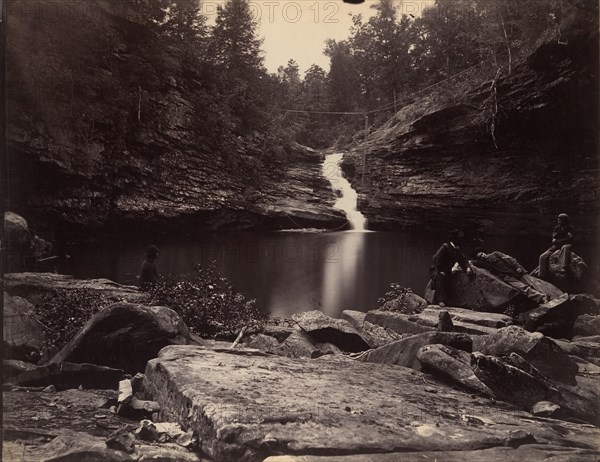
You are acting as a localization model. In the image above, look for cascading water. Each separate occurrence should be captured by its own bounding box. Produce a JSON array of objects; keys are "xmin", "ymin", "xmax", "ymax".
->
[{"xmin": 322, "ymin": 153, "xmax": 367, "ymax": 231}]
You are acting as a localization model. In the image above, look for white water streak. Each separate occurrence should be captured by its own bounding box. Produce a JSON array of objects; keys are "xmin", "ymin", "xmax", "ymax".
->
[{"xmin": 322, "ymin": 153, "xmax": 367, "ymax": 231}]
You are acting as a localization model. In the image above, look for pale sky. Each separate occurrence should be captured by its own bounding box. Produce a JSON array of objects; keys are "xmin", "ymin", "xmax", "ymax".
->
[{"xmin": 202, "ymin": 0, "xmax": 435, "ymax": 75}]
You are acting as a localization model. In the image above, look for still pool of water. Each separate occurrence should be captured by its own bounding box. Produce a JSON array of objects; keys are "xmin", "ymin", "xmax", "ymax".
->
[{"xmin": 59, "ymin": 229, "xmax": 579, "ymax": 319}]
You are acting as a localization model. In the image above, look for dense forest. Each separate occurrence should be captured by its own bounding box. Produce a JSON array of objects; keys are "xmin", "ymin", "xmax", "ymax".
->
[{"xmin": 124, "ymin": 0, "xmax": 572, "ymax": 148}]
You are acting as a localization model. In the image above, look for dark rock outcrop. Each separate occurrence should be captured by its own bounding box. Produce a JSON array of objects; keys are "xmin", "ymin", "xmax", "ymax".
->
[
  {"xmin": 341, "ymin": 1, "xmax": 599, "ymax": 239},
  {"xmin": 50, "ymin": 302, "xmax": 191, "ymax": 373},
  {"xmin": 6, "ymin": 2, "xmax": 344, "ymax": 233},
  {"xmin": 3, "ymin": 212, "xmax": 31, "ymax": 272},
  {"xmin": 472, "ymin": 326, "xmax": 578, "ymax": 385},
  {"xmin": 3, "ymin": 292, "xmax": 45, "ymax": 362},
  {"xmin": 574, "ymin": 314, "xmax": 600, "ymax": 337},
  {"xmin": 471, "ymin": 352, "xmax": 598, "ymax": 425}
]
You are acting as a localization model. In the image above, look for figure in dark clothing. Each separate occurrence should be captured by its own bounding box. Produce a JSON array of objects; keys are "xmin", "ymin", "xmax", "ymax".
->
[
  {"xmin": 473, "ymin": 249, "xmax": 547, "ymax": 305},
  {"xmin": 431, "ymin": 230, "xmax": 474, "ymax": 306},
  {"xmin": 539, "ymin": 213, "xmax": 574, "ymax": 280},
  {"xmin": 140, "ymin": 245, "xmax": 159, "ymax": 291}
]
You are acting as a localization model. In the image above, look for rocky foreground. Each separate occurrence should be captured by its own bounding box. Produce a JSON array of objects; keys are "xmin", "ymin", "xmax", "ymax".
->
[{"xmin": 3, "ymin": 272, "xmax": 600, "ymax": 461}]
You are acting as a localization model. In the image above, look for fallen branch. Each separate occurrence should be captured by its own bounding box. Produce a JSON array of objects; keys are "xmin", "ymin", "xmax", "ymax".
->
[{"xmin": 230, "ymin": 326, "xmax": 247, "ymax": 350}]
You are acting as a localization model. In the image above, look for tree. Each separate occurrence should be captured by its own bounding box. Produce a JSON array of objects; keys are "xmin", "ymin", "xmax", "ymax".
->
[
  {"xmin": 210, "ymin": 0, "xmax": 264, "ymax": 81},
  {"xmin": 347, "ymin": 0, "xmax": 417, "ymax": 110},
  {"xmin": 209, "ymin": 0, "xmax": 268, "ymax": 132},
  {"xmin": 324, "ymin": 39, "xmax": 360, "ymax": 112},
  {"xmin": 303, "ymin": 64, "xmax": 328, "ymax": 110}
]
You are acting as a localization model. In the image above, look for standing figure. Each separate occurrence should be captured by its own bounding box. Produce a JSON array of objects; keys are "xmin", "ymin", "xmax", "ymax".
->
[
  {"xmin": 140, "ymin": 245, "xmax": 160, "ymax": 291},
  {"xmin": 539, "ymin": 213, "xmax": 574, "ymax": 280},
  {"xmin": 431, "ymin": 230, "xmax": 474, "ymax": 307}
]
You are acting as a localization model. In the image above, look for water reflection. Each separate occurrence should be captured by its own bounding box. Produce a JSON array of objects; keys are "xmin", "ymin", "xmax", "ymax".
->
[{"xmin": 321, "ymin": 231, "xmax": 366, "ymax": 316}]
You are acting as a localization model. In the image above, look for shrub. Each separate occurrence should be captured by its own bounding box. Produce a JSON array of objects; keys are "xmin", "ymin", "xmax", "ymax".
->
[
  {"xmin": 38, "ymin": 289, "xmax": 113, "ymax": 354},
  {"xmin": 149, "ymin": 262, "xmax": 266, "ymax": 339},
  {"xmin": 377, "ymin": 283, "xmax": 424, "ymax": 315}
]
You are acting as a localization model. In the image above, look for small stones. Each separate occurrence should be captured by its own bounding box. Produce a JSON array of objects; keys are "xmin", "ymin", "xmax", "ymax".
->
[
  {"xmin": 531, "ymin": 401, "xmax": 561, "ymax": 417},
  {"xmin": 504, "ymin": 429, "xmax": 537, "ymax": 448},
  {"xmin": 106, "ymin": 427, "xmax": 136, "ymax": 453}
]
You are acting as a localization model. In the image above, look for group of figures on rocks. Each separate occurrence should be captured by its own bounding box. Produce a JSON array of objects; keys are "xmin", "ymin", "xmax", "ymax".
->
[{"xmin": 429, "ymin": 213, "xmax": 587, "ymax": 311}]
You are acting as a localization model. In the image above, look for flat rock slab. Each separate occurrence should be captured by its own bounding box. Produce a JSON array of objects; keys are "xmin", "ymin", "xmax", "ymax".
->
[
  {"xmin": 421, "ymin": 306, "xmax": 513, "ymax": 329},
  {"xmin": 4, "ymin": 272, "xmax": 147, "ymax": 306},
  {"xmin": 143, "ymin": 345, "xmax": 600, "ymax": 462},
  {"xmin": 263, "ymin": 444, "xmax": 600, "ymax": 461}
]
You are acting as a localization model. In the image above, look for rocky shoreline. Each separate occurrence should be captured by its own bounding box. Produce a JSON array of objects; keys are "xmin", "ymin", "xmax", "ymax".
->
[{"xmin": 3, "ymin": 271, "xmax": 600, "ymax": 461}]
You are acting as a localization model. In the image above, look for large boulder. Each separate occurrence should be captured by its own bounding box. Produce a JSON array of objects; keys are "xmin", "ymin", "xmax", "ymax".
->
[
  {"xmin": 262, "ymin": 446, "xmax": 600, "ymax": 462},
  {"xmin": 364, "ymin": 310, "xmax": 434, "ymax": 335},
  {"xmin": 416, "ymin": 344, "xmax": 494, "ymax": 396},
  {"xmin": 471, "ymin": 352, "xmax": 598, "ymax": 425},
  {"xmin": 341, "ymin": 310, "xmax": 403, "ymax": 348},
  {"xmin": 3, "ymin": 292, "xmax": 45, "ymax": 362},
  {"xmin": 519, "ymin": 293, "xmax": 599, "ymax": 339},
  {"xmin": 142, "ymin": 345, "xmax": 600, "ymax": 462},
  {"xmin": 573, "ymin": 314, "xmax": 600, "ymax": 338},
  {"xmin": 420, "ymin": 306, "xmax": 513, "ymax": 329},
  {"xmin": 4, "ymin": 273, "xmax": 146, "ymax": 306},
  {"xmin": 424, "ymin": 266, "xmax": 562, "ymax": 312},
  {"xmin": 408, "ymin": 309, "xmax": 502, "ymax": 335},
  {"xmin": 3, "ymin": 212, "xmax": 31, "ymax": 272},
  {"xmin": 472, "ymin": 326, "xmax": 578, "ymax": 385},
  {"xmin": 273, "ymin": 326, "xmax": 322, "ymax": 359},
  {"xmin": 532, "ymin": 249, "xmax": 589, "ymax": 291},
  {"xmin": 50, "ymin": 302, "xmax": 191, "ymax": 373},
  {"xmin": 292, "ymin": 310, "xmax": 370, "ymax": 352},
  {"xmin": 366, "ymin": 309, "xmax": 499, "ymax": 336},
  {"xmin": 356, "ymin": 332, "xmax": 472, "ymax": 371}
]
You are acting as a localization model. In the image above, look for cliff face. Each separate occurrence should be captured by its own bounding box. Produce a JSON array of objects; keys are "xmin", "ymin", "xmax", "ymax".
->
[
  {"xmin": 343, "ymin": 0, "xmax": 599, "ymax": 240},
  {"xmin": 6, "ymin": 0, "xmax": 345, "ymax": 234}
]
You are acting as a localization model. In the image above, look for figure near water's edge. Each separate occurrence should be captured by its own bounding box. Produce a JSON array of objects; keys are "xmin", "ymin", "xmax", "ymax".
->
[
  {"xmin": 430, "ymin": 230, "xmax": 475, "ymax": 307},
  {"xmin": 538, "ymin": 213, "xmax": 574, "ymax": 280},
  {"xmin": 140, "ymin": 245, "xmax": 160, "ymax": 291}
]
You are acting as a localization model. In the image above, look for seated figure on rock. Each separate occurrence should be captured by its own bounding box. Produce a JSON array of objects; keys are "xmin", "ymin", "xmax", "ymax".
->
[
  {"xmin": 472, "ymin": 249, "xmax": 547, "ymax": 305},
  {"xmin": 538, "ymin": 213, "xmax": 574, "ymax": 281}
]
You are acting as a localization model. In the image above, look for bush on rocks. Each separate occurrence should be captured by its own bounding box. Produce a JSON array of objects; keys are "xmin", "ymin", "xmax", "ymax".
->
[
  {"xmin": 38, "ymin": 289, "xmax": 113, "ymax": 354},
  {"xmin": 377, "ymin": 284, "xmax": 426, "ymax": 315},
  {"xmin": 149, "ymin": 263, "xmax": 267, "ymax": 339}
]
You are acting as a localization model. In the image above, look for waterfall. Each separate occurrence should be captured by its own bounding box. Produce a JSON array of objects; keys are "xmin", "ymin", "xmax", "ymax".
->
[{"xmin": 322, "ymin": 153, "xmax": 367, "ymax": 231}]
